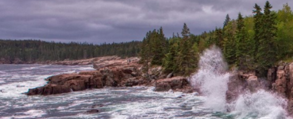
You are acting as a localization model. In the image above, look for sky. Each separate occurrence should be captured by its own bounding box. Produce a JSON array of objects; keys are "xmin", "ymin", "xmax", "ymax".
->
[{"xmin": 0, "ymin": 0, "xmax": 292, "ymax": 44}]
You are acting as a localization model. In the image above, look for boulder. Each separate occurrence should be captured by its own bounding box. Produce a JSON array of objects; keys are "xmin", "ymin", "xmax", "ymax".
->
[
  {"xmin": 154, "ymin": 77, "xmax": 191, "ymax": 92},
  {"xmin": 246, "ymin": 75, "xmax": 259, "ymax": 92},
  {"xmin": 155, "ymin": 83, "xmax": 171, "ymax": 91},
  {"xmin": 86, "ymin": 109, "xmax": 99, "ymax": 113},
  {"xmin": 226, "ymin": 71, "xmax": 260, "ymax": 103}
]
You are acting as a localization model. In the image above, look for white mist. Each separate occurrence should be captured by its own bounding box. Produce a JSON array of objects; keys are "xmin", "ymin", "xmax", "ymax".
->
[
  {"xmin": 189, "ymin": 45, "xmax": 230, "ymax": 112},
  {"xmin": 189, "ymin": 45, "xmax": 290, "ymax": 119},
  {"xmin": 232, "ymin": 90, "xmax": 288, "ymax": 119}
]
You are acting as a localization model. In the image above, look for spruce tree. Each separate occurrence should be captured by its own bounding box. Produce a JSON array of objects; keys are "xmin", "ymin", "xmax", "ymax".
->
[
  {"xmin": 235, "ymin": 13, "xmax": 249, "ymax": 69},
  {"xmin": 139, "ymin": 31, "xmax": 153, "ymax": 79},
  {"xmin": 150, "ymin": 28, "xmax": 166, "ymax": 65},
  {"xmin": 176, "ymin": 23, "xmax": 198, "ymax": 75},
  {"xmin": 140, "ymin": 27, "xmax": 167, "ymax": 66},
  {"xmin": 223, "ymin": 21, "xmax": 237, "ymax": 65},
  {"xmin": 181, "ymin": 23, "xmax": 190, "ymax": 38},
  {"xmin": 163, "ymin": 39, "xmax": 179, "ymax": 73},
  {"xmin": 215, "ymin": 28, "xmax": 224, "ymax": 47},
  {"xmin": 253, "ymin": 4, "xmax": 263, "ymax": 60},
  {"xmin": 223, "ymin": 14, "xmax": 231, "ymax": 28},
  {"xmin": 255, "ymin": 1, "xmax": 277, "ymax": 76}
]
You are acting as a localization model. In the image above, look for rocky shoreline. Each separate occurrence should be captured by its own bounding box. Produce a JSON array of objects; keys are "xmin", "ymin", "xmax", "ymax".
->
[
  {"xmin": 25, "ymin": 56, "xmax": 293, "ymax": 116},
  {"xmin": 226, "ymin": 62, "xmax": 293, "ymax": 115},
  {"xmin": 26, "ymin": 56, "xmax": 193, "ymax": 95}
]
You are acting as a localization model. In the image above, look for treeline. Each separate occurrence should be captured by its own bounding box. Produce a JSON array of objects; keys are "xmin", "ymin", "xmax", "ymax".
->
[
  {"xmin": 221, "ymin": 2, "xmax": 293, "ymax": 76},
  {"xmin": 140, "ymin": 24, "xmax": 199, "ymax": 76},
  {"xmin": 140, "ymin": 1, "xmax": 293, "ymax": 77},
  {"xmin": 0, "ymin": 40, "xmax": 140, "ymax": 63}
]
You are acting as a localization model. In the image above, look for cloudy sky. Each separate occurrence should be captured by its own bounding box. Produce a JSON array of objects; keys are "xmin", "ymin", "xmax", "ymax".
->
[{"xmin": 0, "ymin": 0, "xmax": 292, "ymax": 44}]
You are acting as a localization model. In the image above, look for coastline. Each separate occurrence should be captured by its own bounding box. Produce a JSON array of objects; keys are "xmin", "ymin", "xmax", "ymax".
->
[
  {"xmin": 21, "ymin": 55, "xmax": 293, "ymax": 116},
  {"xmin": 0, "ymin": 56, "xmax": 117, "ymax": 65},
  {"xmin": 26, "ymin": 56, "xmax": 194, "ymax": 96}
]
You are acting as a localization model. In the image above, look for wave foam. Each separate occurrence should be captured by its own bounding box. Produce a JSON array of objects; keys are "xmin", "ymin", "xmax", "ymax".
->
[
  {"xmin": 231, "ymin": 90, "xmax": 288, "ymax": 119},
  {"xmin": 189, "ymin": 45, "xmax": 291, "ymax": 118},
  {"xmin": 0, "ymin": 75, "xmax": 48, "ymax": 98}
]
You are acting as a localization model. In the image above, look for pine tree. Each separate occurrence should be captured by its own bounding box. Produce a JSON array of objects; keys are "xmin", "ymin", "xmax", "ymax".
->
[
  {"xmin": 181, "ymin": 23, "xmax": 190, "ymax": 38},
  {"xmin": 139, "ymin": 31, "xmax": 153, "ymax": 79},
  {"xmin": 253, "ymin": 4, "xmax": 263, "ymax": 61},
  {"xmin": 140, "ymin": 31, "xmax": 151, "ymax": 63},
  {"xmin": 215, "ymin": 28, "xmax": 224, "ymax": 47},
  {"xmin": 236, "ymin": 13, "xmax": 249, "ymax": 69},
  {"xmin": 163, "ymin": 39, "xmax": 179, "ymax": 73},
  {"xmin": 255, "ymin": 1, "xmax": 277, "ymax": 76},
  {"xmin": 176, "ymin": 23, "xmax": 198, "ymax": 75},
  {"xmin": 223, "ymin": 20, "xmax": 237, "ymax": 65},
  {"xmin": 223, "ymin": 14, "xmax": 231, "ymax": 28},
  {"xmin": 140, "ymin": 28, "xmax": 167, "ymax": 66}
]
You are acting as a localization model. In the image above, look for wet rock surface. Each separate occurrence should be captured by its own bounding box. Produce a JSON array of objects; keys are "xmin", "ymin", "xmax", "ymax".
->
[
  {"xmin": 271, "ymin": 62, "xmax": 293, "ymax": 115},
  {"xmin": 154, "ymin": 77, "xmax": 192, "ymax": 93},
  {"xmin": 27, "ymin": 57, "xmax": 193, "ymax": 95},
  {"xmin": 27, "ymin": 68, "xmax": 143, "ymax": 95},
  {"xmin": 86, "ymin": 109, "xmax": 100, "ymax": 113},
  {"xmin": 225, "ymin": 71, "xmax": 273, "ymax": 104},
  {"xmin": 227, "ymin": 62, "xmax": 293, "ymax": 115}
]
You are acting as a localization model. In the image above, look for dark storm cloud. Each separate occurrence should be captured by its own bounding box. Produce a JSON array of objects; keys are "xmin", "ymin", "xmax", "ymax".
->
[{"xmin": 0, "ymin": 0, "xmax": 291, "ymax": 44}]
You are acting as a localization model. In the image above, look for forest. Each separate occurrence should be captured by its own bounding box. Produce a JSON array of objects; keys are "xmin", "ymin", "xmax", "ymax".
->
[
  {"xmin": 0, "ymin": 40, "xmax": 140, "ymax": 63},
  {"xmin": 1, "ymin": 1, "xmax": 292, "ymax": 78},
  {"xmin": 140, "ymin": 2, "xmax": 293, "ymax": 77}
]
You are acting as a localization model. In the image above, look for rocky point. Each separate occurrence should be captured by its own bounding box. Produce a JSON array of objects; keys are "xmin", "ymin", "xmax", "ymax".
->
[{"xmin": 27, "ymin": 56, "xmax": 192, "ymax": 95}]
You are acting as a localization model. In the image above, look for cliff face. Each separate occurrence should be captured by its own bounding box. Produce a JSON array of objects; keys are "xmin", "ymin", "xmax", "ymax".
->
[
  {"xmin": 270, "ymin": 62, "xmax": 293, "ymax": 114},
  {"xmin": 227, "ymin": 62, "xmax": 293, "ymax": 115}
]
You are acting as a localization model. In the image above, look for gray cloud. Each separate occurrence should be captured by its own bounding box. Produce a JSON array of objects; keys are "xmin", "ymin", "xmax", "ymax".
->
[{"xmin": 0, "ymin": 0, "xmax": 291, "ymax": 44}]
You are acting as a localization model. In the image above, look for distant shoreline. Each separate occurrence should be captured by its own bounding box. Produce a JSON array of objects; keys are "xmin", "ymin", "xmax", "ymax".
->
[{"xmin": 0, "ymin": 56, "xmax": 124, "ymax": 65}]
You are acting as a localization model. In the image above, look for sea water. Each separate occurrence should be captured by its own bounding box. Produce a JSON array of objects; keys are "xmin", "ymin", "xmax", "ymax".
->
[
  {"xmin": 0, "ymin": 46, "xmax": 290, "ymax": 119},
  {"xmin": 0, "ymin": 64, "xmax": 211, "ymax": 119},
  {"xmin": 189, "ymin": 45, "xmax": 289, "ymax": 119}
]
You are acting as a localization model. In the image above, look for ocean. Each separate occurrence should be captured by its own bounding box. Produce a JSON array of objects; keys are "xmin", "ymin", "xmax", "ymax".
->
[{"xmin": 0, "ymin": 46, "xmax": 290, "ymax": 119}]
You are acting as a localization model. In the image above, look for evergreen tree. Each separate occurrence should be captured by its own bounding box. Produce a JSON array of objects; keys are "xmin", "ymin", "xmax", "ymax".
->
[
  {"xmin": 140, "ymin": 32, "xmax": 152, "ymax": 79},
  {"xmin": 253, "ymin": 4, "xmax": 263, "ymax": 60},
  {"xmin": 181, "ymin": 23, "xmax": 190, "ymax": 38},
  {"xmin": 255, "ymin": 1, "xmax": 277, "ymax": 76},
  {"xmin": 176, "ymin": 23, "xmax": 198, "ymax": 75},
  {"xmin": 163, "ymin": 39, "xmax": 179, "ymax": 73},
  {"xmin": 140, "ymin": 31, "xmax": 152, "ymax": 62},
  {"xmin": 236, "ymin": 13, "xmax": 249, "ymax": 69},
  {"xmin": 141, "ymin": 2, "xmax": 293, "ymax": 78},
  {"xmin": 223, "ymin": 21, "xmax": 237, "ymax": 65},
  {"xmin": 223, "ymin": 14, "xmax": 231, "ymax": 28},
  {"xmin": 215, "ymin": 28, "xmax": 224, "ymax": 47}
]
